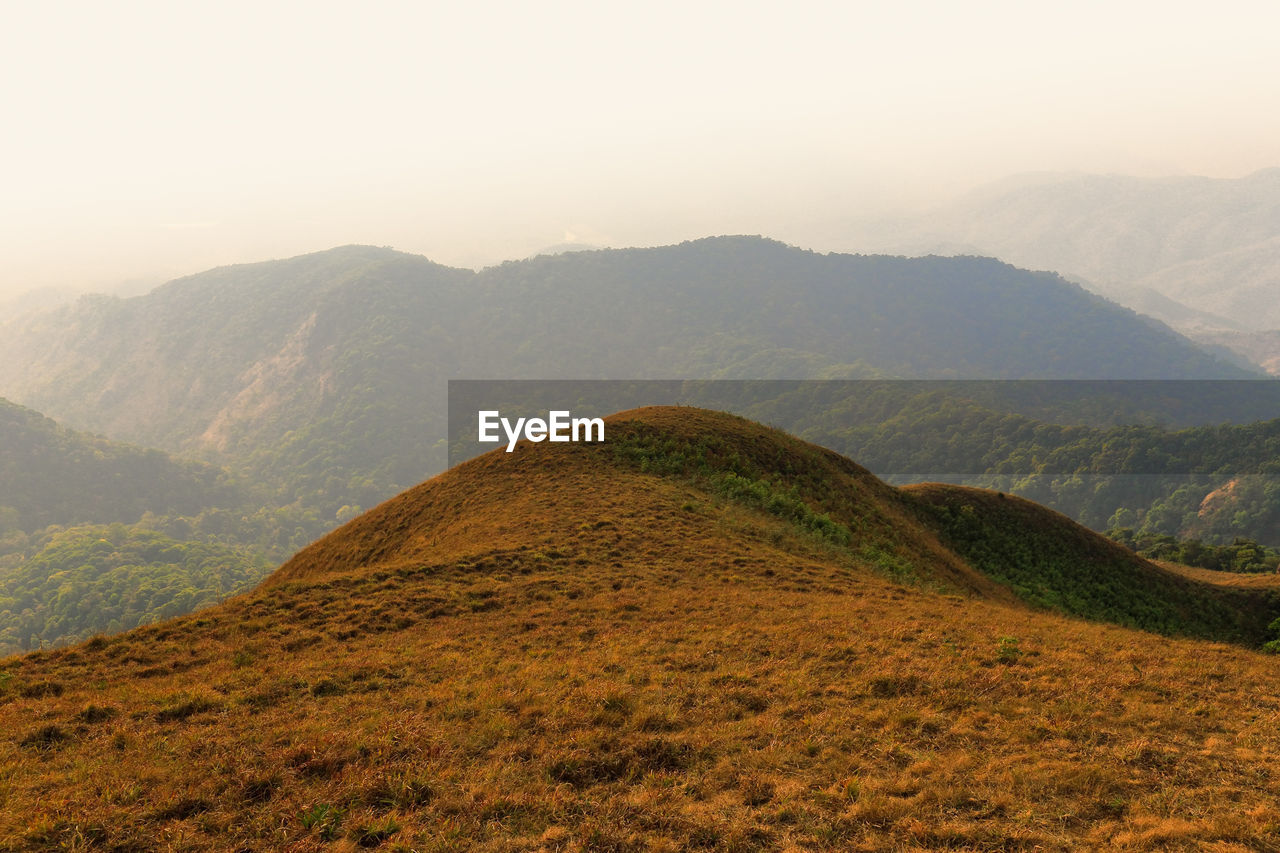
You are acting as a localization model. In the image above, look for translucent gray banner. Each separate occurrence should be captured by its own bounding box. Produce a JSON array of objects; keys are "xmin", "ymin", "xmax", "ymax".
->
[{"xmin": 447, "ymin": 379, "xmax": 1280, "ymax": 474}]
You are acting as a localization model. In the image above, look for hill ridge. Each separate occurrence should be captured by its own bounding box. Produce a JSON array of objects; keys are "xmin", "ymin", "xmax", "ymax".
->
[
  {"xmin": 266, "ymin": 406, "xmax": 1279, "ymax": 645},
  {"xmin": 0, "ymin": 237, "xmax": 1248, "ymax": 528},
  {"xmin": 6, "ymin": 406, "xmax": 1280, "ymax": 850}
]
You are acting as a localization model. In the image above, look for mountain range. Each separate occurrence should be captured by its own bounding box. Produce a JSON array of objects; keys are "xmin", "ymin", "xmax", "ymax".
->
[
  {"xmin": 0, "ymin": 237, "xmax": 1250, "ymax": 523},
  {"xmin": 845, "ymin": 169, "xmax": 1280, "ymax": 368}
]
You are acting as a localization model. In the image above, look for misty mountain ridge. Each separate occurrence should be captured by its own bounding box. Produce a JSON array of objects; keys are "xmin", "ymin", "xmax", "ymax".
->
[
  {"xmin": 0, "ymin": 236, "xmax": 1251, "ymax": 521},
  {"xmin": 530, "ymin": 241, "xmax": 606, "ymax": 257},
  {"xmin": 849, "ymin": 169, "xmax": 1280, "ymax": 339},
  {"xmin": 0, "ymin": 397, "xmax": 238, "ymax": 533}
]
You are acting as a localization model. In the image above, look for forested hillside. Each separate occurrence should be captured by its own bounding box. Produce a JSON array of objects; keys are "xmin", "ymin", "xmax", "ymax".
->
[
  {"xmin": 0, "ymin": 525, "xmax": 268, "ymax": 653},
  {"xmin": 0, "ymin": 239, "xmax": 1248, "ymax": 523},
  {"xmin": 0, "ymin": 398, "xmax": 312, "ymax": 653},
  {"xmin": 0, "ymin": 397, "xmax": 238, "ymax": 532},
  {"xmin": 791, "ymin": 387, "xmax": 1280, "ymax": 549}
]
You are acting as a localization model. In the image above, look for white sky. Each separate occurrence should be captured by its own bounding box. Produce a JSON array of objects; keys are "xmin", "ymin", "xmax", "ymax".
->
[{"xmin": 2, "ymin": 0, "xmax": 1279, "ymax": 295}]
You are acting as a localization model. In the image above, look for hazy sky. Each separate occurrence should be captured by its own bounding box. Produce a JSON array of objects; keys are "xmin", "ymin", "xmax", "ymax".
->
[{"xmin": 3, "ymin": 0, "xmax": 1279, "ymax": 296}]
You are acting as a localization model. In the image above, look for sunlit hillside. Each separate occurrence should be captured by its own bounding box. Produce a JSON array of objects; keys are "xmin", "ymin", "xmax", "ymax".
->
[{"xmin": 3, "ymin": 408, "xmax": 1279, "ymax": 852}]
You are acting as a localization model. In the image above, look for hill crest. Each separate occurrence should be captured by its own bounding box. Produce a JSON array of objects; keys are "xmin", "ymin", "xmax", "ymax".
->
[
  {"xmin": 268, "ymin": 406, "xmax": 999, "ymax": 598},
  {"xmin": 6, "ymin": 407, "xmax": 1280, "ymax": 849},
  {"xmin": 267, "ymin": 406, "xmax": 1278, "ymax": 646}
]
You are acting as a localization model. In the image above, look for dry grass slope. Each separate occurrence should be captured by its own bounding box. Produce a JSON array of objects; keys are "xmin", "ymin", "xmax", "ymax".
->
[{"xmin": 3, "ymin": 407, "xmax": 1280, "ymax": 852}]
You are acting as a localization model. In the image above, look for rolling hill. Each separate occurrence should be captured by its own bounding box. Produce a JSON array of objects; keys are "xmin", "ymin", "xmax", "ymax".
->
[
  {"xmin": 0, "ymin": 238, "xmax": 1249, "ymax": 523},
  {"xmin": 4, "ymin": 408, "xmax": 1279, "ymax": 851}
]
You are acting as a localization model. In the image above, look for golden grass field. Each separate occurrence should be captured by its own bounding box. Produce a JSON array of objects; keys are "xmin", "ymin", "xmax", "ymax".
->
[{"xmin": 3, "ymin": 408, "xmax": 1279, "ymax": 851}]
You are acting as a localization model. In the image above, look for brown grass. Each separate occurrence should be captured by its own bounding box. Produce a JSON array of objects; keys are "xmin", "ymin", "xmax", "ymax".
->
[
  {"xmin": 1158, "ymin": 560, "xmax": 1280, "ymax": 589},
  {"xmin": 3, "ymin": 407, "xmax": 1280, "ymax": 851}
]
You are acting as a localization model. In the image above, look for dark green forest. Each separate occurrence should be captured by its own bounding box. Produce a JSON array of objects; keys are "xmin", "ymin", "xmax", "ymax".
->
[
  {"xmin": 1106, "ymin": 529, "xmax": 1278, "ymax": 574},
  {"xmin": 0, "ymin": 524, "xmax": 269, "ymax": 653}
]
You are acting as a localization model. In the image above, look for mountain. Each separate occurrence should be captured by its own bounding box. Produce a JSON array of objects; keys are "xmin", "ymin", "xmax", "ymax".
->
[
  {"xmin": 4, "ymin": 408, "xmax": 1280, "ymax": 850},
  {"xmin": 1135, "ymin": 235, "xmax": 1280, "ymax": 331},
  {"xmin": 0, "ymin": 238, "xmax": 1249, "ymax": 522},
  {"xmin": 0, "ymin": 286, "xmax": 79, "ymax": 321},
  {"xmin": 0, "ymin": 397, "xmax": 239, "ymax": 533},
  {"xmin": 850, "ymin": 170, "xmax": 1280, "ymax": 338},
  {"xmin": 1194, "ymin": 328, "xmax": 1280, "ymax": 375},
  {"xmin": 531, "ymin": 240, "xmax": 605, "ymax": 256}
]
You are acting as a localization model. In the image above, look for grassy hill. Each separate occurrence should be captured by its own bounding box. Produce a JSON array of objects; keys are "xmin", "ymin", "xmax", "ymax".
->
[
  {"xmin": 4, "ymin": 408, "xmax": 1280, "ymax": 851},
  {"xmin": 907, "ymin": 484, "xmax": 1280, "ymax": 642}
]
